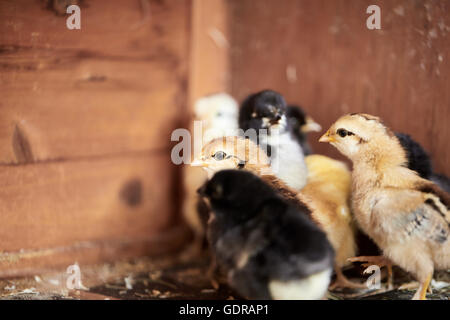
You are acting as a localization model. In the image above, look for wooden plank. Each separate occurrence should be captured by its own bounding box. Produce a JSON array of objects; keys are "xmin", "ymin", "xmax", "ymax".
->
[
  {"xmin": 0, "ymin": 149, "xmax": 192, "ymax": 277},
  {"xmin": 0, "ymin": 0, "xmax": 190, "ymax": 164},
  {"xmin": 0, "ymin": 59, "xmax": 182, "ymax": 163},
  {"xmin": 0, "ymin": 0, "xmax": 188, "ymax": 58},
  {"xmin": 0, "ymin": 152, "xmax": 177, "ymax": 252},
  {"xmin": 188, "ymin": 0, "xmax": 231, "ymax": 106},
  {"xmin": 228, "ymin": 0, "xmax": 449, "ymax": 175}
]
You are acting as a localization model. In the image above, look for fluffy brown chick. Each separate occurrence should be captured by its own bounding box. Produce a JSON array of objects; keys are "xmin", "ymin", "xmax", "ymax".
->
[
  {"xmin": 320, "ymin": 113, "xmax": 450, "ymax": 300},
  {"xmin": 193, "ymin": 136, "xmax": 363, "ymax": 290}
]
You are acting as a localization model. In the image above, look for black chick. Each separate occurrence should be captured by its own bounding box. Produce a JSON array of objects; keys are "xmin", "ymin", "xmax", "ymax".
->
[
  {"xmin": 199, "ymin": 170, "xmax": 335, "ymax": 300},
  {"xmin": 286, "ymin": 105, "xmax": 322, "ymax": 155},
  {"xmin": 396, "ymin": 132, "xmax": 450, "ymax": 192},
  {"xmin": 239, "ymin": 90, "xmax": 287, "ymax": 133},
  {"xmin": 238, "ymin": 90, "xmax": 308, "ymax": 191}
]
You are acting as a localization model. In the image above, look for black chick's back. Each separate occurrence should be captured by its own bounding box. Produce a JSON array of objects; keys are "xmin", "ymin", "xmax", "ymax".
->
[
  {"xmin": 395, "ymin": 132, "xmax": 433, "ymax": 178},
  {"xmin": 202, "ymin": 170, "xmax": 335, "ymax": 300},
  {"xmin": 396, "ymin": 132, "xmax": 450, "ymax": 192},
  {"xmin": 286, "ymin": 105, "xmax": 312, "ymax": 155}
]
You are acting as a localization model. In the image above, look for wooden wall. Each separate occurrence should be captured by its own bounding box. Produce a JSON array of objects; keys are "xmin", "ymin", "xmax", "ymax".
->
[
  {"xmin": 0, "ymin": 0, "xmax": 191, "ymax": 277},
  {"xmin": 0, "ymin": 0, "xmax": 448, "ymax": 277},
  {"xmin": 227, "ymin": 0, "xmax": 449, "ymax": 175}
]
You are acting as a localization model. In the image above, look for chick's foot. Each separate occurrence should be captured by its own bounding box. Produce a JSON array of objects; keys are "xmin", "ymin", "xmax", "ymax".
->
[
  {"xmin": 329, "ymin": 267, "xmax": 367, "ymax": 290},
  {"xmin": 347, "ymin": 255, "xmax": 394, "ymax": 289}
]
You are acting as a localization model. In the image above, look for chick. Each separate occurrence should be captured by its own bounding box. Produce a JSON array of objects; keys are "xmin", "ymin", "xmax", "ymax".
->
[
  {"xmin": 191, "ymin": 136, "xmax": 271, "ymax": 178},
  {"xmin": 193, "ymin": 136, "xmax": 363, "ymax": 289},
  {"xmin": 286, "ymin": 105, "xmax": 322, "ymax": 155},
  {"xmin": 195, "ymin": 93, "xmax": 240, "ymax": 142},
  {"xmin": 301, "ymin": 155, "xmax": 363, "ymax": 289},
  {"xmin": 320, "ymin": 113, "xmax": 450, "ymax": 300},
  {"xmin": 396, "ymin": 133, "xmax": 450, "ymax": 193},
  {"xmin": 239, "ymin": 90, "xmax": 308, "ymax": 190},
  {"xmin": 198, "ymin": 169, "xmax": 335, "ymax": 300},
  {"xmin": 183, "ymin": 93, "xmax": 238, "ymax": 254}
]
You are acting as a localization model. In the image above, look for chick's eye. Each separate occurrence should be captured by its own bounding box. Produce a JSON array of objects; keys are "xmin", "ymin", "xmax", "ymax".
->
[
  {"xmin": 337, "ymin": 129, "xmax": 347, "ymax": 137},
  {"xmin": 213, "ymin": 151, "xmax": 227, "ymax": 161},
  {"xmin": 337, "ymin": 128, "xmax": 354, "ymax": 138}
]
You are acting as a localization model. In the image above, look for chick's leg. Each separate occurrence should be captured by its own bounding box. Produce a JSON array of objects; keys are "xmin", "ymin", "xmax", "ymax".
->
[
  {"xmin": 412, "ymin": 273, "xmax": 433, "ymax": 300},
  {"xmin": 347, "ymin": 255, "xmax": 391, "ymax": 267},
  {"xmin": 329, "ymin": 265, "xmax": 367, "ymax": 290},
  {"xmin": 386, "ymin": 264, "xmax": 394, "ymax": 290},
  {"xmin": 347, "ymin": 255, "xmax": 394, "ymax": 288},
  {"xmin": 208, "ymin": 257, "xmax": 220, "ymax": 290}
]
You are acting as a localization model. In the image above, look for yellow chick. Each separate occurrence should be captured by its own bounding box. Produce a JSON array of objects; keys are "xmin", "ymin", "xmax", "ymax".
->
[
  {"xmin": 302, "ymin": 155, "xmax": 362, "ymax": 289},
  {"xmin": 183, "ymin": 93, "xmax": 238, "ymax": 254},
  {"xmin": 193, "ymin": 136, "xmax": 364, "ymax": 290},
  {"xmin": 320, "ymin": 113, "xmax": 450, "ymax": 300}
]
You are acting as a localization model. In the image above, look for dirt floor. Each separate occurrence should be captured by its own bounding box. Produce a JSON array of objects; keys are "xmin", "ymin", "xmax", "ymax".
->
[{"xmin": 0, "ymin": 250, "xmax": 449, "ymax": 300}]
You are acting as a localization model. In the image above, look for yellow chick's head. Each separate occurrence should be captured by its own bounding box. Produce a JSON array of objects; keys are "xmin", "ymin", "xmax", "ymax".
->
[
  {"xmin": 319, "ymin": 113, "xmax": 400, "ymax": 162},
  {"xmin": 191, "ymin": 136, "xmax": 270, "ymax": 178}
]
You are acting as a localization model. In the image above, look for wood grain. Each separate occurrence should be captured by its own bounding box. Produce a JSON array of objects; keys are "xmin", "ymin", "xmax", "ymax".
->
[
  {"xmin": 0, "ymin": 0, "xmax": 192, "ymax": 276},
  {"xmin": 0, "ymin": 0, "xmax": 190, "ymax": 163},
  {"xmin": 0, "ymin": 152, "xmax": 191, "ymax": 277},
  {"xmin": 0, "ymin": 153, "xmax": 176, "ymax": 250},
  {"xmin": 228, "ymin": 0, "xmax": 449, "ymax": 175},
  {"xmin": 188, "ymin": 0, "xmax": 232, "ymax": 106}
]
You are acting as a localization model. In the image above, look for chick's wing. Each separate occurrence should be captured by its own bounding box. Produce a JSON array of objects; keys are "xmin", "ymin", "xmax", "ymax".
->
[{"xmin": 372, "ymin": 188, "xmax": 449, "ymax": 244}]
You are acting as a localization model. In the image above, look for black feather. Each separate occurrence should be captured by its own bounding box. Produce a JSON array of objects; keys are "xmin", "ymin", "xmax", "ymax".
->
[
  {"xmin": 239, "ymin": 89, "xmax": 288, "ymax": 132},
  {"xmin": 286, "ymin": 105, "xmax": 313, "ymax": 155},
  {"xmin": 395, "ymin": 132, "xmax": 450, "ymax": 192},
  {"xmin": 201, "ymin": 170, "xmax": 334, "ymax": 299},
  {"xmin": 395, "ymin": 132, "xmax": 433, "ymax": 178}
]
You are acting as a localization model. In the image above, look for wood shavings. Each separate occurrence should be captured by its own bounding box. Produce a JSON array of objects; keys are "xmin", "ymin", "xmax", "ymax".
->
[
  {"xmin": 151, "ymin": 289, "xmax": 161, "ymax": 296},
  {"xmin": 124, "ymin": 276, "xmax": 133, "ymax": 290},
  {"xmin": 134, "ymin": 292, "xmax": 148, "ymax": 298},
  {"xmin": 48, "ymin": 279, "xmax": 60, "ymax": 286},
  {"xmin": 431, "ymin": 280, "xmax": 450, "ymax": 290},
  {"xmin": 19, "ymin": 288, "xmax": 38, "ymax": 294},
  {"xmin": 158, "ymin": 291, "xmax": 174, "ymax": 299},
  {"xmin": 201, "ymin": 289, "xmax": 216, "ymax": 293}
]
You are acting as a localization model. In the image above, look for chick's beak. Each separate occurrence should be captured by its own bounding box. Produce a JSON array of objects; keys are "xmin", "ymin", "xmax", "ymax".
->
[
  {"xmin": 319, "ymin": 130, "xmax": 336, "ymax": 143},
  {"xmin": 301, "ymin": 117, "xmax": 322, "ymax": 133},
  {"xmin": 269, "ymin": 114, "xmax": 282, "ymax": 125}
]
